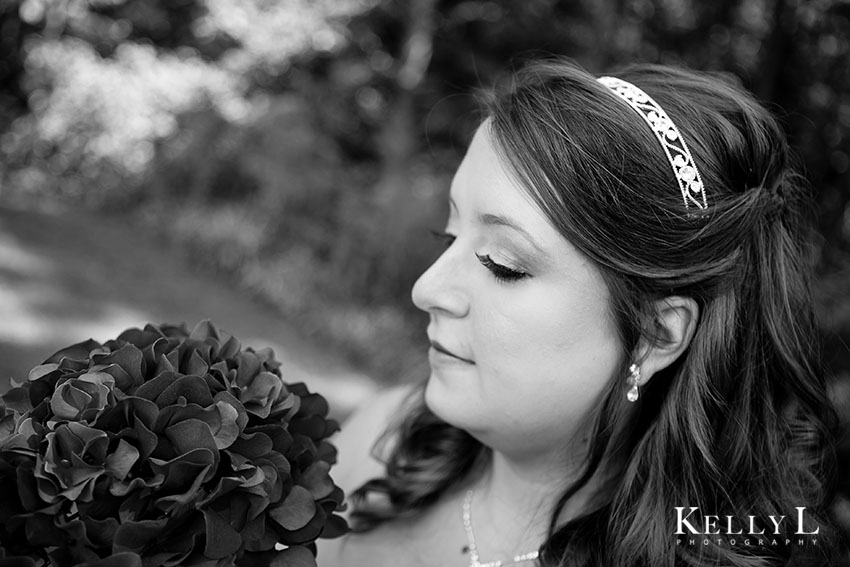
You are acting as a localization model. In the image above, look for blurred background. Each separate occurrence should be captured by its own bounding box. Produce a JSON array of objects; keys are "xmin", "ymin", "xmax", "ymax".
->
[{"xmin": 0, "ymin": 0, "xmax": 848, "ymax": 538}]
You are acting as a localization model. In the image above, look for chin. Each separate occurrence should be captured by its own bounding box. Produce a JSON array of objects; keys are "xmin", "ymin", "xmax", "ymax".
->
[
  {"xmin": 423, "ymin": 371, "xmax": 467, "ymax": 428},
  {"xmin": 424, "ymin": 374, "xmax": 579, "ymax": 457},
  {"xmin": 423, "ymin": 372, "xmax": 490, "ymax": 443}
]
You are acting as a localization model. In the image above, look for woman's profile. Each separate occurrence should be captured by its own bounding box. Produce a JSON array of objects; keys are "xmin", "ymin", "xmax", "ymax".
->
[{"xmin": 317, "ymin": 58, "xmax": 844, "ymax": 566}]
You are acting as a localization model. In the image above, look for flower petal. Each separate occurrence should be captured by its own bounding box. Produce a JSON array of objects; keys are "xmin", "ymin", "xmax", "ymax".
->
[
  {"xmin": 105, "ymin": 439, "xmax": 140, "ymax": 480},
  {"xmin": 269, "ymin": 545, "xmax": 317, "ymax": 567},
  {"xmin": 202, "ymin": 508, "xmax": 242, "ymax": 559},
  {"xmin": 165, "ymin": 418, "xmax": 218, "ymax": 459},
  {"xmin": 43, "ymin": 339, "xmax": 102, "ymax": 365},
  {"xmin": 112, "ymin": 518, "xmax": 168, "ymax": 553},
  {"xmin": 229, "ymin": 431, "xmax": 273, "ymax": 460},
  {"xmin": 28, "ymin": 363, "xmax": 60, "ymax": 382},
  {"xmin": 92, "ymin": 344, "xmax": 145, "ymax": 393},
  {"xmin": 149, "ymin": 447, "xmax": 216, "ymax": 491},
  {"xmin": 154, "ymin": 375, "xmax": 214, "ymax": 408},
  {"xmin": 270, "ymin": 486, "xmax": 316, "ymax": 531},
  {"xmin": 73, "ymin": 551, "xmax": 143, "ymax": 567},
  {"xmin": 299, "ymin": 461, "xmax": 334, "ymax": 500}
]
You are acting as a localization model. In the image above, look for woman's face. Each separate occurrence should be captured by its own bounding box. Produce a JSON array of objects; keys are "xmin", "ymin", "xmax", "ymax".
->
[{"xmin": 411, "ymin": 123, "xmax": 623, "ymax": 458}]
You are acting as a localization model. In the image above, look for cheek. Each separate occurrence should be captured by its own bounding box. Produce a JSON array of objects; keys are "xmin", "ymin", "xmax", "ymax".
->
[{"xmin": 473, "ymin": 284, "xmax": 621, "ymax": 414}]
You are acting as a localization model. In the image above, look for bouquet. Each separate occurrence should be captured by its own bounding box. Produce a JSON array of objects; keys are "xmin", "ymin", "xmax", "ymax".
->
[{"xmin": 0, "ymin": 321, "xmax": 348, "ymax": 567}]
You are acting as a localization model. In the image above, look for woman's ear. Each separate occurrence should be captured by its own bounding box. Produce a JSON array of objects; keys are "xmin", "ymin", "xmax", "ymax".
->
[{"xmin": 635, "ymin": 296, "xmax": 699, "ymax": 383}]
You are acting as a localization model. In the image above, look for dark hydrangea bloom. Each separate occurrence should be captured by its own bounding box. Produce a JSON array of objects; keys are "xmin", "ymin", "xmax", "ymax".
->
[{"xmin": 0, "ymin": 321, "xmax": 348, "ymax": 567}]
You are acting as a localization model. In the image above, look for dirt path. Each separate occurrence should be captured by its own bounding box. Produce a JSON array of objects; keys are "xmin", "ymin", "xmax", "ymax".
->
[{"xmin": 0, "ymin": 205, "xmax": 377, "ymax": 420}]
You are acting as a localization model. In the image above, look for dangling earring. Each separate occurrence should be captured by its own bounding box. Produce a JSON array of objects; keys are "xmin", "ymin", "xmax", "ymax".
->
[{"xmin": 627, "ymin": 363, "xmax": 641, "ymax": 402}]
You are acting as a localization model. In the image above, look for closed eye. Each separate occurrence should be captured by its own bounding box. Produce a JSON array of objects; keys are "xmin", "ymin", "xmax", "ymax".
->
[
  {"xmin": 430, "ymin": 229, "xmax": 456, "ymax": 249},
  {"xmin": 475, "ymin": 253, "xmax": 528, "ymax": 283}
]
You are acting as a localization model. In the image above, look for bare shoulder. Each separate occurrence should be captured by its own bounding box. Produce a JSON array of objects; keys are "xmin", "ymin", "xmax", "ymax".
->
[
  {"xmin": 317, "ymin": 383, "xmax": 469, "ymax": 567},
  {"xmin": 316, "ymin": 384, "xmax": 418, "ymax": 566},
  {"xmin": 330, "ymin": 383, "xmax": 418, "ymax": 497}
]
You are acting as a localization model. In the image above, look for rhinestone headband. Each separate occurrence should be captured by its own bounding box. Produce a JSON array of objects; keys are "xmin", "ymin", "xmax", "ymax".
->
[{"xmin": 597, "ymin": 76, "xmax": 708, "ymax": 210}]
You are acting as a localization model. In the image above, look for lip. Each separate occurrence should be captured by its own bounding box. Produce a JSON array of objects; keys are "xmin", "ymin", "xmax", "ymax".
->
[{"xmin": 429, "ymin": 339, "xmax": 475, "ymax": 364}]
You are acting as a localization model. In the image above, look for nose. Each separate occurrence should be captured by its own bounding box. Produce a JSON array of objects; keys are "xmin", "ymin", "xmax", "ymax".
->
[{"xmin": 411, "ymin": 246, "xmax": 469, "ymax": 318}]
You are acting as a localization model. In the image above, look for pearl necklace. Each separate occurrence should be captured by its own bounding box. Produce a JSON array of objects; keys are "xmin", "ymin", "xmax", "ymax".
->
[{"xmin": 462, "ymin": 490, "xmax": 541, "ymax": 567}]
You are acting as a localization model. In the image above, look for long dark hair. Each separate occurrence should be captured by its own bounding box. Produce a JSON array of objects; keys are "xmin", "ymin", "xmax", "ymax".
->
[{"xmin": 350, "ymin": 59, "xmax": 842, "ymax": 566}]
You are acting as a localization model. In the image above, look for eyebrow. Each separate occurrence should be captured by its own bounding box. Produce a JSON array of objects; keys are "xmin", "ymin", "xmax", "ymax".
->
[
  {"xmin": 449, "ymin": 194, "xmax": 545, "ymax": 249},
  {"xmin": 478, "ymin": 212, "xmax": 544, "ymax": 250}
]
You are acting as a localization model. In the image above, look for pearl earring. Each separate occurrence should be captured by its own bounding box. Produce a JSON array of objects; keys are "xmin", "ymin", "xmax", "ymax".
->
[{"xmin": 627, "ymin": 363, "xmax": 641, "ymax": 402}]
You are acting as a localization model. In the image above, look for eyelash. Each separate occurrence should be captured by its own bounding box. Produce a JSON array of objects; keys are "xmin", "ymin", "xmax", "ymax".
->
[
  {"xmin": 475, "ymin": 253, "xmax": 528, "ymax": 282},
  {"xmin": 430, "ymin": 229, "xmax": 529, "ymax": 283}
]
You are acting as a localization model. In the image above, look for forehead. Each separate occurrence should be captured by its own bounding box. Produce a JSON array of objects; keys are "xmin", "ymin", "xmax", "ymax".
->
[{"xmin": 451, "ymin": 124, "xmax": 552, "ymax": 228}]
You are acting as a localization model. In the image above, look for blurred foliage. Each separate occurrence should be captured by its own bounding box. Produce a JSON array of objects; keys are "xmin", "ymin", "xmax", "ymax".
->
[{"xmin": 0, "ymin": 0, "xmax": 849, "ymax": 390}]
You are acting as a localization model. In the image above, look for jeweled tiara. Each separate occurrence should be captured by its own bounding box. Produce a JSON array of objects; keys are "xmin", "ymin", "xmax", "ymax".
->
[{"xmin": 597, "ymin": 76, "xmax": 708, "ymax": 210}]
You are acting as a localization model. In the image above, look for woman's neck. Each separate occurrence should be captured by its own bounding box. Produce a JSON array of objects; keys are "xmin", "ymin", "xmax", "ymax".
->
[{"xmin": 464, "ymin": 445, "xmax": 606, "ymax": 559}]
